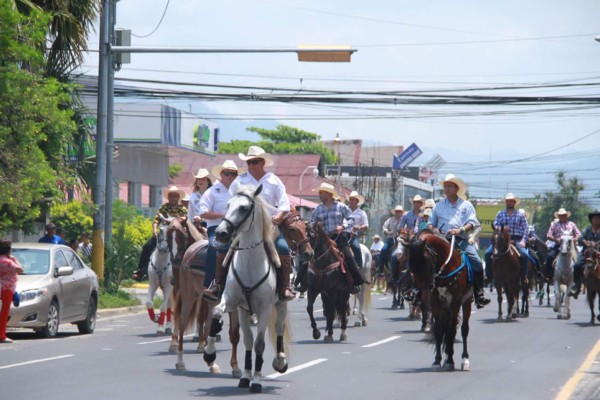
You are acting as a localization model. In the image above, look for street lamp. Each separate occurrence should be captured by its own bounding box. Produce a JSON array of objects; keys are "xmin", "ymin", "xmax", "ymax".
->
[{"xmin": 299, "ymin": 165, "xmax": 319, "ymax": 207}]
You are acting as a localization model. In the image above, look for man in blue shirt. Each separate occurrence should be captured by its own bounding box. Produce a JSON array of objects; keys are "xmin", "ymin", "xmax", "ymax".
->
[
  {"xmin": 38, "ymin": 223, "xmax": 66, "ymax": 245},
  {"xmin": 484, "ymin": 193, "xmax": 532, "ymax": 285},
  {"xmin": 428, "ymin": 174, "xmax": 490, "ymax": 308}
]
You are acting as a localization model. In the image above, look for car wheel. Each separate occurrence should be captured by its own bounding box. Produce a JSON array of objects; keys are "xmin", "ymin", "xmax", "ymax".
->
[
  {"xmin": 77, "ymin": 296, "xmax": 97, "ymax": 334},
  {"xmin": 37, "ymin": 300, "xmax": 60, "ymax": 338}
]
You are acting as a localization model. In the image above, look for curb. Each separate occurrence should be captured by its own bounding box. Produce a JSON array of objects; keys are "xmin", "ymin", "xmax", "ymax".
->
[{"xmin": 97, "ymin": 305, "xmax": 146, "ymax": 319}]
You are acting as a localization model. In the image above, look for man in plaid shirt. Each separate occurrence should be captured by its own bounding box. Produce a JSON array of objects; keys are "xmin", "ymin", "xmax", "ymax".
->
[
  {"xmin": 545, "ymin": 208, "xmax": 581, "ymax": 280},
  {"xmin": 484, "ymin": 193, "xmax": 532, "ymax": 285}
]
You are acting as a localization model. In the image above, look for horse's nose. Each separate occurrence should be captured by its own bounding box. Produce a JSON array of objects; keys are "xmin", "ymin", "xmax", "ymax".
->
[
  {"xmin": 215, "ymin": 227, "xmax": 230, "ymax": 243},
  {"xmin": 301, "ymin": 250, "xmax": 314, "ymax": 262}
]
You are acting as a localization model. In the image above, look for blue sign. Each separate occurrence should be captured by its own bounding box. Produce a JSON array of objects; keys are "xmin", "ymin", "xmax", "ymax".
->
[{"xmin": 393, "ymin": 142, "xmax": 422, "ymax": 170}]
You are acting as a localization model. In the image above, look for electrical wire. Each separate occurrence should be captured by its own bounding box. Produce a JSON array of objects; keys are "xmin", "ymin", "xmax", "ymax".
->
[{"xmin": 131, "ymin": 0, "xmax": 171, "ymax": 38}]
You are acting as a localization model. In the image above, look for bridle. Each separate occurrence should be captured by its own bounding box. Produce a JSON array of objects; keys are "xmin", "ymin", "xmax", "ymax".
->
[
  {"xmin": 221, "ymin": 192, "xmax": 256, "ymax": 237},
  {"xmin": 281, "ymin": 212, "xmax": 310, "ymax": 253}
]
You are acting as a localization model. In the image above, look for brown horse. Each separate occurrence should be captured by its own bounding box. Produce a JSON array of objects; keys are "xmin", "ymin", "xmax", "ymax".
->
[
  {"xmin": 400, "ymin": 229, "xmax": 473, "ymax": 371},
  {"xmin": 279, "ymin": 206, "xmax": 314, "ymax": 264},
  {"xmin": 490, "ymin": 226, "xmax": 521, "ymax": 321},
  {"xmin": 583, "ymin": 243, "xmax": 600, "ymax": 324}
]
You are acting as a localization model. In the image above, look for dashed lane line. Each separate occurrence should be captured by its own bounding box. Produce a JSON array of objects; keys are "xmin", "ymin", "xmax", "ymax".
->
[
  {"xmin": 362, "ymin": 335, "xmax": 401, "ymax": 348},
  {"xmin": 0, "ymin": 354, "xmax": 74, "ymax": 370},
  {"xmin": 266, "ymin": 358, "xmax": 328, "ymax": 379}
]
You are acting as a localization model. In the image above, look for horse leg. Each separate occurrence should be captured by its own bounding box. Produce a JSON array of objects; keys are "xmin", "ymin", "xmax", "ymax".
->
[
  {"xmin": 496, "ymin": 286, "xmax": 503, "ymax": 322},
  {"xmin": 204, "ymin": 300, "xmax": 226, "ymax": 371},
  {"xmin": 307, "ymin": 290, "xmax": 321, "ymax": 340},
  {"xmin": 546, "ymin": 282, "xmax": 551, "ymax": 307},
  {"xmin": 238, "ymin": 310, "xmax": 254, "ymax": 389},
  {"xmin": 196, "ymin": 301, "xmax": 208, "ymax": 354},
  {"xmin": 421, "ymin": 300, "xmax": 432, "ymax": 333},
  {"xmin": 553, "ymin": 278, "xmax": 561, "ymax": 313},
  {"xmin": 272, "ymin": 301, "xmax": 289, "ymax": 373},
  {"xmin": 432, "ymin": 321, "xmax": 443, "ymax": 371},
  {"xmin": 175, "ymin": 321, "xmax": 186, "ymax": 370},
  {"xmin": 324, "ymin": 296, "xmax": 335, "ymax": 343},
  {"xmin": 250, "ymin": 311, "xmax": 268, "ymax": 393},
  {"xmin": 461, "ymin": 302, "xmax": 471, "ymax": 371},
  {"xmin": 146, "ymin": 283, "xmax": 158, "ymax": 323},
  {"xmin": 229, "ymin": 311, "xmax": 242, "ymax": 378},
  {"xmin": 564, "ymin": 276, "xmax": 572, "ymax": 320},
  {"xmin": 340, "ymin": 295, "xmax": 349, "ymax": 342}
]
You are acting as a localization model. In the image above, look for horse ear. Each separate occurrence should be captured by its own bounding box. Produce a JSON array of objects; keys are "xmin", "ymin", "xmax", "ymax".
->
[{"xmin": 254, "ymin": 184, "xmax": 263, "ymax": 197}]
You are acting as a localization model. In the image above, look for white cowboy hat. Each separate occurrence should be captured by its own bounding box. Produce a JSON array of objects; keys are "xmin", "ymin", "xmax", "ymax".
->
[
  {"xmin": 440, "ymin": 173, "xmax": 467, "ymax": 199},
  {"xmin": 312, "ymin": 182, "xmax": 340, "ymax": 199},
  {"xmin": 238, "ymin": 145, "xmax": 274, "ymax": 167},
  {"xmin": 421, "ymin": 198, "xmax": 436, "ymax": 210},
  {"xmin": 211, "ymin": 159, "xmax": 245, "ymax": 178},
  {"xmin": 164, "ymin": 185, "xmax": 186, "ymax": 200},
  {"xmin": 554, "ymin": 208, "xmax": 571, "ymax": 218},
  {"xmin": 420, "ymin": 208, "xmax": 432, "ymax": 217},
  {"xmin": 503, "ymin": 192, "xmax": 521, "ymax": 206},
  {"xmin": 391, "ymin": 205, "xmax": 404, "ymax": 214},
  {"xmin": 348, "ymin": 190, "xmax": 365, "ymax": 206},
  {"xmin": 411, "ymin": 194, "xmax": 424, "ymax": 204},
  {"xmin": 372, "ymin": 234, "xmax": 381, "ymax": 240},
  {"xmin": 182, "ymin": 193, "xmax": 190, "ymax": 202},
  {"xmin": 194, "ymin": 168, "xmax": 210, "ymax": 179}
]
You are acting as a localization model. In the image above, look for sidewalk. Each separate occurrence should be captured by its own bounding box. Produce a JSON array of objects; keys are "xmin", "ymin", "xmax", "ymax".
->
[{"xmin": 97, "ymin": 284, "xmax": 150, "ymax": 319}]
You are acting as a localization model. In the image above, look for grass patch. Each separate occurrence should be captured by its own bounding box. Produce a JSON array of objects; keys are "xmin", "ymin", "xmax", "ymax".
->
[{"xmin": 99, "ymin": 289, "xmax": 141, "ymax": 309}]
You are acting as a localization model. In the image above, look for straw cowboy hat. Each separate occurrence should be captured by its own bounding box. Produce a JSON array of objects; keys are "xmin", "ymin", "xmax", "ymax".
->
[
  {"xmin": 211, "ymin": 159, "xmax": 245, "ymax": 178},
  {"xmin": 440, "ymin": 173, "xmax": 467, "ymax": 200},
  {"xmin": 348, "ymin": 190, "xmax": 365, "ymax": 206},
  {"xmin": 421, "ymin": 198, "xmax": 436, "ymax": 210},
  {"xmin": 194, "ymin": 168, "xmax": 210, "ymax": 179},
  {"xmin": 312, "ymin": 182, "xmax": 340, "ymax": 199},
  {"xmin": 588, "ymin": 210, "xmax": 600, "ymax": 223},
  {"xmin": 554, "ymin": 208, "xmax": 571, "ymax": 218},
  {"xmin": 391, "ymin": 205, "xmax": 404, "ymax": 214},
  {"xmin": 182, "ymin": 193, "xmax": 190, "ymax": 202},
  {"xmin": 420, "ymin": 208, "xmax": 432, "ymax": 218},
  {"xmin": 238, "ymin": 145, "xmax": 274, "ymax": 167},
  {"xmin": 164, "ymin": 185, "xmax": 186, "ymax": 200},
  {"xmin": 411, "ymin": 194, "xmax": 424, "ymax": 204},
  {"xmin": 503, "ymin": 192, "xmax": 521, "ymax": 206},
  {"xmin": 372, "ymin": 234, "xmax": 381, "ymax": 240}
]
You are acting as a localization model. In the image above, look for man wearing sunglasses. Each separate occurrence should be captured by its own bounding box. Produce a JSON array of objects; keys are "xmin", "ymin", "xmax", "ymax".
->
[{"xmin": 202, "ymin": 146, "xmax": 296, "ymax": 304}]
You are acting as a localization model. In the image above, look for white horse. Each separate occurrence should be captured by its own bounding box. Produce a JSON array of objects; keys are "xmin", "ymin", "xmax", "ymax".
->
[
  {"xmin": 203, "ymin": 185, "xmax": 291, "ymax": 394},
  {"xmin": 146, "ymin": 216, "xmax": 174, "ymax": 335},
  {"xmin": 352, "ymin": 243, "xmax": 372, "ymax": 327},
  {"xmin": 554, "ymin": 232, "xmax": 577, "ymax": 320}
]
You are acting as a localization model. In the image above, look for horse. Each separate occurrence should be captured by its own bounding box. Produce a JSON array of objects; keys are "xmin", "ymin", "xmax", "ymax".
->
[
  {"xmin": 164, "ymin": 215, "xmax": 242, "ymax": 376},
  {"xmin": 526, "ymin": 237, "xmax": 551, "ymax": 307},
  {"xmin": 352, "ymin": 243, "xmax": 372, "ymax": 327},
  {"xmin": 400, "ymin": 229, "xmax": 473, "ymax": 371},
  {"xmin": 490, "ymin": 226, "xmax": 521, "ymax": 321},
  {"xmin": 203, "ymin": 185, "xmax": 293, "ymax": 393},
  {"xmin": 553, "ymin": 232, "xmax": 577, "ymax": 320},
  {"xmin": 305, "ymin": 222, "xmax": 351, "ymax": 343},
  {"xmin": 145, "ymin": 215, "xmax": 174, "ymax": 335},
  {"xmin": 582, "ymin": 243, "xmax": 600, "ymax": 324}
]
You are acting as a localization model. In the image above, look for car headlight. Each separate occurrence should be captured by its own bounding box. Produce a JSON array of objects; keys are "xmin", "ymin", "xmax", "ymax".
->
[{"xmin": 19, "ymin": 288, "xmax": 48, "ymax": 302}]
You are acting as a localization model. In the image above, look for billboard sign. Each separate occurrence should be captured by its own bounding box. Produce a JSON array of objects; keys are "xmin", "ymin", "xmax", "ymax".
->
[
  {"xmin": 393, "ymin": 142, "xmax": 422, "ymax": 170},
  {"xmin": 476, "ymin": 204, "xmax": 504, "ymax": 238}
]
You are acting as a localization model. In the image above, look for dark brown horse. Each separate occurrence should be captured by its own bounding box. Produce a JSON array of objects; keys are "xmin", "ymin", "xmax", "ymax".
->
[
  {"xmin": 400, "ymin": 229, "xmax": 473, "ymax": 371},
  {"xmin": 583, "ymin": 243, "xmax": 600, "ymax": 324},
  {"xmin": 305, "ymin": 223, "xmax": 350, "ymax": 343},
  {"xmin": 490, "ymin": 226, "xmax": 521, "ymax": 321}
]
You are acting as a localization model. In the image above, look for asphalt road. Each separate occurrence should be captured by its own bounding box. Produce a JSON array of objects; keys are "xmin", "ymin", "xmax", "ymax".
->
[{"xmin": 1, "ymin": 288, "xmax": 599, "ymax": 400}]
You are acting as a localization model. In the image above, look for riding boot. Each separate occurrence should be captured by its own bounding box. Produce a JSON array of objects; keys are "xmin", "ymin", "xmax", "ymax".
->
[
  {"xmin": 473, "ymin": 269, "xmax": 491, "ymax": 309},
  {"xmin": 568, "ymin": 268, "xmax": 583, "ymax": 299},
  {"xmin": 132, "ymin": 237, "xmax": 155, "ymax": 281},
  {"xmin": 294, "ymin": 261, "xmax": 308, "ymax": 293},
  {"xmin": 342, "ymin": 246, "xmax": 366, "ymax": 294},
  {"xmin": 278, "ymin": 255, "xmax": 296, "ymax": 301},
  {"xmin": 201, "ymin": 252, "xmax": 228, "ymax": 305}
]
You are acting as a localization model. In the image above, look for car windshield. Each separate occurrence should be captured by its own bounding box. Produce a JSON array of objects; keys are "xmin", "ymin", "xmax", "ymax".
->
[{"xmin": 13, "ymin": 249, "xmax": 50, "ymax": 275}]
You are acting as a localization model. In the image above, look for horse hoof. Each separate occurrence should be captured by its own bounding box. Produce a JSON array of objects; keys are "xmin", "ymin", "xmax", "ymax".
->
[
  {"xmin": 461, "ymin": 360, "xmax": 470, "ymax": 371},
  {"xmin": 391, "ymin": 304, "xmax": 398, "ymax": 310},
  {"xmin": 238, "ymin": 378, "xmax": 250, "ymax": 388},
  {"xmin": 215, "ymin": 334, "xmax": 222, "ymax": 343},
  {"xmin": 399, "ymin": 303, "xmax": 405, "ymax": 310},
  {"xmin": 209, "ymin": 365, "xmax": 221, "ymax": 374},
  {"xmin": 196, "ymin": 345, "xmax": 205, "ymax": 354},
  {"xmin": 597, "ymin": 315, "xmax": 600, "ymax": 322},
  {"xmin": 553, "ymin": 307, "xmax": 559, "ymax": 313},
  {"xmin": 443, "ymin": 363, "xmax": 455, "ymax": 372},
  {"xmin": 324, "ymin": 335, "xmax": 334, "ymax": 343},
  {"xmin": 361, "ymin": 319, "xmax": 368, "ymax": 327},
  {"xmin": 250, "ymin": 383, "xmax": 262, "ymax": 393},
  {"xmin": 340, "ymin": 333, "xmax": 348, "ymax": 342},
  {"xmin": 232, "ymin": 368, "xmax": 242, "ymax": 379},
  {"xmin": 176, "ymin": 362, "xmax": 186, "ymax": 370},
  {"xmin": 566, "ymin": 314, "xmax": 571, "ymax": 320},
  {"xmin": 168, "ymin": 344, "xmax": 177, "ymax": 352},
  {"xmin": 313, "ymin": 329, "xmax": 321, "ymax": 340},
  {"xmin": 431, "ymin": 363, "xmax": 442, "ymax": 372},
  {"xmin": 352, "ymin": 308, "xmax": 357, "ymax": 315},
  {"xmin": 156, "ymin": 329, "xmax": 164, "ymax": 336},
  {"xmin": 557, "ymin": 314, "xmax": 563, "ymax": 320},
  {"xmin": 273, "ymin": 357, "xmax": 288, "ymax": 373}
]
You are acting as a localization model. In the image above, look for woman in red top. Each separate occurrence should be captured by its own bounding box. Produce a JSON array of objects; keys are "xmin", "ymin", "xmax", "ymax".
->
[{"xmin": 0, "ymin": 240, "xmax": 24, "ymax": 343}]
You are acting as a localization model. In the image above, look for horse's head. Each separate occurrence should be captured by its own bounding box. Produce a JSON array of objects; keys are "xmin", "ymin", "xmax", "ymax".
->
[
  {"xmin": 491, "ymin": 225, "xmax": 510, "ymax": 255},
  {"xmin": 216, "ymin": 184, "xmax": 262, "ymax": 243},
  {"xmin": 583, "ymin": 243, "xmax": 600, "ymax": 274},
  {"xmin": 559, "ymin": 232, "xmax": 574, "ymax": 255},
  {"xmin": 167, "ymin": 217, "xmax": 189, "ymax": 267},
  {"xmin": 156, "ymin": 217, "xmax": 170, "ymax": 254},
  {"xmin": 279, "ymin": 210, "xmax": 314, "ymax": 262}
]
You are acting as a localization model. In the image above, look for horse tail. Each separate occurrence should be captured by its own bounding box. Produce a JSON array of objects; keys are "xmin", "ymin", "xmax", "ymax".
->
[{"xmin": 267, "ymin": 305, "xmax": 292, "ymax": 359}]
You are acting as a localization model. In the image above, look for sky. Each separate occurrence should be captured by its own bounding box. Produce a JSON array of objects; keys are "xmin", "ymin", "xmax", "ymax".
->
[{"xmin": 79, "ymin": 0, "xmax": 600, "ymax": 207}]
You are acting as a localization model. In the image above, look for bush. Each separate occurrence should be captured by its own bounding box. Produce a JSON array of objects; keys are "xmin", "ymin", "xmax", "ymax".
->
[{"xmin": 98, "ymin": 288, "xmax": 140, "ymax": 309}]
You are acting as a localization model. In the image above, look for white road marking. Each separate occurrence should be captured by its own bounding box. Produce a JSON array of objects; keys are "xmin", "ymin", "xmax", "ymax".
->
[
  {"xmin": 378, "ymin": 296, "xmax": 391, "ymax": 301},
  {"xmin": 361, "ymin": 335, "xmax": 401, "ymax": 348},
  {"xmin": 0, "ymin": 354, "xmax": 74, "ymax": 370},
  {"xmin": 266, "ymin": 358, "xmax": 327, "ymax": 379},
  {"xmin": 138, "ymin": 334, "xmax": 192, "ymax": 345}
]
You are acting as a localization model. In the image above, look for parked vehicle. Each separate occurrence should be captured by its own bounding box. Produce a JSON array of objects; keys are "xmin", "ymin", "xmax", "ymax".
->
[{"xmin": 5, "ymin": 243, "xmax": 99, "ymax": 338}]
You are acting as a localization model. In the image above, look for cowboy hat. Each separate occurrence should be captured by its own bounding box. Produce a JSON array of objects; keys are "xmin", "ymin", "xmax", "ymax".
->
[
  {"xmin": 312, "ymin": 182, "xmax": 340, "ymax": 199},
  {"xmin": 194, "ymin": 168, "xmax": 210, "ymax": 179},
  {"xmin": 503, "ymin": 192, "xmax": 521, "ymax": 206},
  {"xmin": 588, "ymin": 210, "xmax": 600, "ymax": 223},
  {"xmin": 238, "ymin": 145, "xmax": 274, "ymax": 167},
  {"xmin": 182, "ymin": 193, "xmax": 190, "ymax": 202},
  {"xmin": 518, "ymin": 208, "xmax": 530, "ymax": 220},
  {"xmin": 348, "ymin": 190, "xmax": 365, "ymax": 205},
  {"xmin": 554, "ymin": 208, "xmax": 571, "ymax": 218},
  {"xmin": 211, "ymin": 159, "xmax": 245, "ymax": 178},
  {"xmin": 421, "ymin": 198, "xmax": 436, "ymax": 210},
  {"xmin": 391, "ymin": 205, "xmax": 404, "ymax": 213},
  {"xmin": 440, "ymin": 173, "xmax": 467, "ymax": 199},
  {"xmin": 411, "ymin": 194, "xmax": 424, "ymax": 204},
  {"xmin": 372, "ymin": 234, "xmax": 381, "ymax": 240},
  {"xmin": 164, "ymin": 185, "xmax": 186, "ymax": 200}
]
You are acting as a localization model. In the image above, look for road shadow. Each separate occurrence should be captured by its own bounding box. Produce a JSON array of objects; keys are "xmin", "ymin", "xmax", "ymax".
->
[{"xmin": 192, "ymin": 383, "xmax": 280, "ymax": 397}]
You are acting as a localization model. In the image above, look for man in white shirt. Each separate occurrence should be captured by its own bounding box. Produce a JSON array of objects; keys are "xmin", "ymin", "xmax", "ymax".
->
[{"xmin": 347, "ymin": 191, "xmax": 369, "ymax": 273}]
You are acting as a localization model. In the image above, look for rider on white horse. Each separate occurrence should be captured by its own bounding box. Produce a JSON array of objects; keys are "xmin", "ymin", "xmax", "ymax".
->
[
  {"xmin": 132, "ymin": 186, "xmax": 188, "ymax": 281},
  {"xmin": 202, "ymin": 146, "xmax": 296, "ymax": 304},
  {"xmin": 294, "ymin": 183, "xmax": 367, "ymax": 295},
  {"xmin": 568, "ymin": 210, "xmax": 600, "ymax": 299},
  {"xmin": 545, "ymin": 208, "xmax": 581, "ymax": 282}
]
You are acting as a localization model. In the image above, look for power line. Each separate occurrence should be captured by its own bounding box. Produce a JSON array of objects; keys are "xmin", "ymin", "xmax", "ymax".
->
[{"xmin": 131, "ymin": 0, "xmax": 171, "ymax": 38}]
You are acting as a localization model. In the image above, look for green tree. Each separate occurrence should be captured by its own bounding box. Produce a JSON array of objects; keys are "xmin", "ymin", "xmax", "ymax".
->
[
  {"xmin": 50, "ymin": 200, "xmax": 94, "ymax": 241},
  {"xmin": 532, "ymin": 171, "xmax": 594, "ymax": 236},
  {"xmin": 218, "ymin": 125, "xmax": 336, "ymax": 164},
  {"xmin": 0, "ymin": 3, "xmax": 78, "ymax": 234}
]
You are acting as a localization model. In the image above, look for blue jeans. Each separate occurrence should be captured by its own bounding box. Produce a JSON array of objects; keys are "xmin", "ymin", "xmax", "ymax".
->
[
  {"xmin": 349, "ymin": 234, "xmax": 363, "ymax": 269},
  {"xmin": 378, "ymin": 237, "xmax": 395, "ymax": 268},
  {"xmin": 206, "ymin": 226, "xmax": 230, "ymax": 286},
  {"xmin": 274, "ymin": 232, "xmax": 290, "ymax": 256}
]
